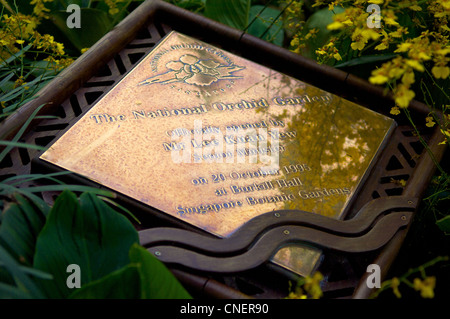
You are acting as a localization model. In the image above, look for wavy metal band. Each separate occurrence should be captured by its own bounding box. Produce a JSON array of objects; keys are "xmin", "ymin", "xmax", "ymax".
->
[{"xmin": 139, "ymin": 196, "xmax": 416, "ymax": 273}]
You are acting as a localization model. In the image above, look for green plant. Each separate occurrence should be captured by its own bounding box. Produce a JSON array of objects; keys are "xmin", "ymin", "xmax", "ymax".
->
[
  {"xmin": 0, "ymin": 3, "xmax": 72, "ymax": 118},
  {"xmin": 0, "ymin": 190, "xmax": 191, "ymax": 298},
  {"xmin": 165, "ymin": 0, "xmax": 286, "ymax": 46},
  {"xmin": 285, "ymin": 271, "xmax": 324, "ymax": 299},
  {"xmin": 2, "ymin": 0, "xmax": 144, "ymax": 54},
  {"xmin": 0, "ymin": 0, "xmax": 146, "ymax": 118},
  {"xmin": 370, "ymin": 256, "xmax": 448, "ymax": 299}
]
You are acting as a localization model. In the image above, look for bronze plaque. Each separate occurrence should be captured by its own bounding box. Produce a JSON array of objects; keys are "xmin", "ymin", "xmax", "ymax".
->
[{"xmin": 40, "ymin": 31, "xmax": 395, "ymax": 276}]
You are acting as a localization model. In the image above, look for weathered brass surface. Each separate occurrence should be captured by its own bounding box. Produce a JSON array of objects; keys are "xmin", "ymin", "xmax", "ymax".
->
[{"xmin": 41, "ymin": 31, "xmax": 395, "ymax": 276}]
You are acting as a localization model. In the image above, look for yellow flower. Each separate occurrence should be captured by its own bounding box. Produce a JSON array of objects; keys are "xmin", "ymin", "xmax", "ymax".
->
[
  {"xmin": 13, "ymin": 76, "xmax": 25, "ymax": 89},
  {"xmin": 402, "ymin": 70, "xmax": 415, "ymax": 85},
  {"xmin": 390, "ymin": 106, "xmax": 401, "ymax": 115},
  {"xmin": 316, "ymin": 49, "xmax": 326, "ymax": 55},
  {"xmin": 30, "ymin": 0, "xmax": 51, "ymax": 18},
  {"xmin": 389, "ymin": 27, "xmax": 408, "ymax": 38},
  {"xmin": 442, "ymin": 128, "xmax": 450, "ymax": 137},
  {"xmin": 370, "ymin": 74, "xmax": 389, "ymax": 84},
  {"xmin": 432, "ymin": 66, "xmax": 450, "ymax": 79},
  {"xmin": 438, "ymin": 0, "xmax": 450, "ymax": 10},
  {"xmin": 361, "ymin": 29, "xmax": 381, "ymax": 41},
  {"xmin": 385, "ymin": 17, "xmax": 399, "ymax": 26},
  {"xmin": 304, "ymin": 272, "xmax": 324, "ymax": 299},
  {"xmin": 426, "ymin": 116, "xmax": 436, "ymax": 127},
  {"xmin": 436, "ymin": 47, "xmax": 450, "ymax": 56},
  {"xmin": 395, "ymin": 84, "xmax": 415, "ymax": 108},
  {"xmin": 391, "ymin": 178, "xmax": 406, "ymax": 186},
  {"xmin": 413, "ymin": 277, "xmax": 436, "ymax": 299},
  {"xmin": 351, "ymin": 40, "xmax": 366, "ymax": 51},
  {"xmin": 312, "ymin": 1, "xmax": 324, "ymax": 8},
  {"xmin": 109, "ymin": 8, "xmax": 120, "ymax": 15},
  {"xmin": 410, "ymin": 5, "xmax": 422, "ymax": 11},
  {"xmin": 287, "ymin": 292, "xmax": 308, "ymax": 299},
  {"xmin": 395, "ymin": 42, "xmax": 412, "ymax": 53},
  {"xmin": 327, "ymin": 21, "xmax": 345, "ymax": 30},
  {"xmin": 342, "ymin": 19, "xmax": 353, "ymax": 26},
  {"xmin": 333, "ymin": 52, "xmax": 342, "ymax": 60},
  {"xmin": 391, "ymin": 277, "xmax": 402, "ymax": 298},
  {"xmin": 388, "ymin": 66, "xmax": 405, "ymax": 79},
  {"xmin": 406, "ymin": 59, "xmax": 424, "ymax": 72},
  {"xmin": 55, "ymin": 42, "xmax": 65, "ymax": 55},
  {"xmin": 375, "ymin": 42, "xmax": 389, "ymax": 50}
]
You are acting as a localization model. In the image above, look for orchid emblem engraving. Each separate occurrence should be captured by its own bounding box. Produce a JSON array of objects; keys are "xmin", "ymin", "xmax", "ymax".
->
[{"xmin": 139, "ymin": 54, "xmax": 245, "ymax": 87}]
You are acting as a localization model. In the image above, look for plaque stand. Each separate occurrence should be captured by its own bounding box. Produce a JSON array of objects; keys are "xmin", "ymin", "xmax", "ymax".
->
[{"xmin": 0, "ymin": 0, "xmax": 446, "ymax": 299}]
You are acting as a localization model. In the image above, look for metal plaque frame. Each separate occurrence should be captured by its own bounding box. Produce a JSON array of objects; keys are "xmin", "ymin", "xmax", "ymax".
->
[{"xmin": 0, "ymin": 0, "xmax": 446, "ymax": 299}]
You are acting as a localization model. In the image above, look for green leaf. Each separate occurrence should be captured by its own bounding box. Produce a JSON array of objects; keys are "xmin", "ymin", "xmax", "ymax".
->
[
  {"xmin": 2, "ymin": 171, "xmax": 71, "ymax": 186},
  {"xmin": 0, "ymin": 245, "xmax": 45, "ymax": 298},
  {"xmin": 68, "ymin": 244, "xmax": 192, "ymax": 299},
  {"xmin": 0, "ymin": 282, "xmax": 34, "ymax": 299},
  {"xmin": 51, "ymin": 8, "xmax": 113, "ymax": 51},
  {"xmin": 69, "ymin": 264, "xmax": 141, "ymax": 299},
  {"xmin": 33, "ymin": 190, "xmax": 139, "ymax": 298},
  {"xmin": 301, "ymin": 6, "xmax": 345, "ymax": 59},
  {"xmin": 436, "ymin": 215, "xmax": 450, "ymax": 233},
  {"xmin": 0, "ymin": 194, "xmax": 48, "ymax": 266},
  {"xmin": 129, "ymin": 243, "xmax": 191, "ymax": 299},
  {"xmin": 205, "ymin": 0, "xmax": 251, "ymax": 30},
  {"xmin": 247, "ymin": 5, "xmax": 284, "ymax": 46},
  {"xmin": 0, "ymin": 73, "xmax": 15, "ymax": 93},
  {"xmin": 334, "ymin": 54, "xmax": 397, "ymax": 68},
  {"xmin": 0, "ymin": 103, "xmax": 45, "ymax": 155},
  {"xmin": 0, "ymin": 44, "xmax": 32, "ymax": 69},
  {"xmin": 0, "ymin": 140, "xmax": 47, "ymax": 151},
  {"xmin": 19, "ymin": 184, "xmax": 115, "ymax": 197}
]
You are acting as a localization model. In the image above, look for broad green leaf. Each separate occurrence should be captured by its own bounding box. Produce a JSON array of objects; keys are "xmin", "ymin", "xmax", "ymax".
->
[
  {"xmin": 0, "ymin": 194, "xmax": 48, "ymax": 266},
  {"xmin": 436, "ymin": 215, "xmax": 450, "ymax": 233},
  {"xmin": 69, "ymin": 264, "xmax": 141, "ymax": 299},
  {"xmin": 51, "ymin": 8, "xmax": 113, "ymax": 52},
  {"xmin": 247, "ymin": 5, "xmax": 284, "ymax": 46},
  {"xmin": 33, "ymin": 191, "xmax": 139, "ymax": 298},
  {"xmin": 205, "ymin": 0, "xmax": 250, "ymax": 30},
  {"xmin": 129, "ymin": 243, "xmax": 191, "ymax": 299},
  {"xmin": 0, "ymin": 195, "xmax": 49, "ymax": 299},
  {"xmin": 98, "ymin": 196, "xmax": 141, "ymax": 225}
]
